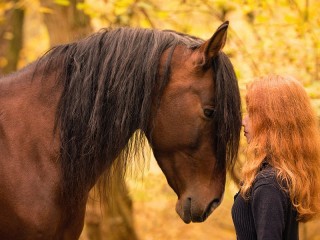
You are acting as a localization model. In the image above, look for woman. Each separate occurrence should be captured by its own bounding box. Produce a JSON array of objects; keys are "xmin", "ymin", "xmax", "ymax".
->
[{"xmin": 232, "ymin": 75, "xmax": 320, "ymax": 240}]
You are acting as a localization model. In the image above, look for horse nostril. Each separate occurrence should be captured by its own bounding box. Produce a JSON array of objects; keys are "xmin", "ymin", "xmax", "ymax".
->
[
  {"xmin": 203, "ymin": 198, "xmax": 221, "ymax": 221},
  {"xmin": 212, "ymin": 198, "xmax": 221, "ymax": 209},
  {"xmin": 212, "ymin": 198, "xmax": 220, "ymax": 205},
  {"xmin": 209, "ymin": 198, "xmax": 221, "ymax": 210}
]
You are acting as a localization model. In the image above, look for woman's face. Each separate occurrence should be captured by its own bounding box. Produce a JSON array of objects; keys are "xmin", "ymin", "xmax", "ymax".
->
[{"xmin": 242, "ymin": 114, "xmax": 252, "ymax": 143}]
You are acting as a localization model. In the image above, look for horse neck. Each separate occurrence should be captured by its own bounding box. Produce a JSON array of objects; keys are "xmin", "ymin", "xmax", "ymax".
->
[
  {"xmin": 1, "ymin": 61, "xmax": 62, "ymax": 103},
  {"xmin": 0, "ymin": 61, "xmax": 62, "ymax": 185},
  {"xmin": 1, "ymin": 60, "xmax": 62, "ymax": 133}
]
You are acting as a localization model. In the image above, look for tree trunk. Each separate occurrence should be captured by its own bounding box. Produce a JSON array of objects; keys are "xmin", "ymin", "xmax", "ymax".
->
[
  {"xmin": 40, "ymin": 1, "xmax": 138, "ymax": 239},
  {"xmin": 40, "ymin": 0, "xmax": 92, "ymax": 47},
  {"xmin": 0, "ymin": 0, "xmax": 24, "ymax": 75}
]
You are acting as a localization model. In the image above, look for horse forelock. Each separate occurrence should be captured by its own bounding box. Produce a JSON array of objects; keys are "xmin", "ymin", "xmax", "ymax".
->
[
  {"xmin": 212, "ymin": 52, "xmax": 242, "ymax": 170},
  {"xmin": 39, "ymin": 27, "xmax": 203, "ymax": 205}
]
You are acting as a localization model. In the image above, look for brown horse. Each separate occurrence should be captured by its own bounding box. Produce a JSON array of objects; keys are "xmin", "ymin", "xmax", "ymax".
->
[{"xmin": 0, "ymin": 21, "xmax": 241, "ymax": 239}]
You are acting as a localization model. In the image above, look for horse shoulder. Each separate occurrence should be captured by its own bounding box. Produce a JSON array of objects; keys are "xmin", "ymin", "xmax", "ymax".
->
[{"xmin": 0, "ymin": 69, "xmax": 85, "ymax": 239}]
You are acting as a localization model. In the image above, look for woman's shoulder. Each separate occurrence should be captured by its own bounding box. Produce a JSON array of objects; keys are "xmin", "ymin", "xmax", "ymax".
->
[
  {"xmin": 251, "ymin": 164, "xmax": 291, "ymax": 212},
  {"xmin": 253, "ymin": 164, "xmax": 283, "ymax": 191}
]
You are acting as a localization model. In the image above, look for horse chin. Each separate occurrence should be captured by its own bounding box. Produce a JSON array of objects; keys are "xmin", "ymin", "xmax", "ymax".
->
[{"xmin": 175, "ymin": 195, "xmax": 222, "ymax": 223}]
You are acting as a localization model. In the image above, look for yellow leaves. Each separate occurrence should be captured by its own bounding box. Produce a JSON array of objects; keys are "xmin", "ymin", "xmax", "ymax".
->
[
  {"xmin": 305, "ymin": 82, "xmax": 320, "ymax": 114},
  {"xmin": 76, "ymin": 2, "xmax": 89, "ymax": 11},
  {"xmin": 255, "ymin": 14, "xmax": 268, "ymax": 23},
  {"xmin": 53, "ymin": 0, "xmax": 70, "ymax": 6},
  {"xmin": 38, "ymin": 7, "xmax": 54, "ymax": 14},
  {"xmin": 136, "ymin": 1, "xmax": 153, "ymax": 11},
  {"xmin": 78, "ymin": 0, "xmax": 107, "ymax": 19},
  {"xmin": 113, "ymin": 0, "xmax": 134, "ymax": 16},
  {"xmin": 284, "ymin": 14, "xmax": 299, "ymax": 24},
  {"xmin": 156, "ymin": 10, "xmax": 168, "ymax": 19},
  {"xmin": 306, "ymin": 82, "xmax": 320, "ymax": 99}
]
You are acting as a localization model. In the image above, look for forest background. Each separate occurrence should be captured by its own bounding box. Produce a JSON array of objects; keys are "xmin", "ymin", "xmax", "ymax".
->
[{"xmin": 1, "ymin": 0, "xmax": 320, "ymax": 239}]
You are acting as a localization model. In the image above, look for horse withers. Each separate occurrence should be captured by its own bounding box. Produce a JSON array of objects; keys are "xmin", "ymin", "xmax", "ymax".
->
[{"xmin": 0, "ymin": 21, "xmax": 241, "ymax": 239}]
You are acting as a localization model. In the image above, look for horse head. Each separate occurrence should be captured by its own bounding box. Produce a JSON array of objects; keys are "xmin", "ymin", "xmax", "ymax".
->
[{"xmin": 149, "ymin": 22, "xmax": 241, "ymax": 223}]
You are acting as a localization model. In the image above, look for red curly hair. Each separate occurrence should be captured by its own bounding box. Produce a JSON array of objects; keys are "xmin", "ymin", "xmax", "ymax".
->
[{"xmin": 240, "ymin": 74, "xmax": 320, "ymax": 222}]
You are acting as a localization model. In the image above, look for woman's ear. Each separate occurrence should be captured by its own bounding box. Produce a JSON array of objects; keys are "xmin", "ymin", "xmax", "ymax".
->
[{"xmin": 198, "ymin": 21, "xmax": 229, "ymax": 65}]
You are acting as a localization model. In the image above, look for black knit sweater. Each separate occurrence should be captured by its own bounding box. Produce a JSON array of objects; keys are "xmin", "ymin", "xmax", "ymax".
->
[{"xmin": 231, "ymin": 165, "xmax": 299, "ymax": 240}]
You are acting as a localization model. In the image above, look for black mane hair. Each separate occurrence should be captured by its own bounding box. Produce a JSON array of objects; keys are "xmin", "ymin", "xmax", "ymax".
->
[
  {"xmin": 212, "ymin": 52, "xmax": 242, "ymax": 170},
  {"xmin": 40, "ymin": 28, "xmax": 203, "ymax": 206},
  {"xmin": 38, "ymin": 27, "xmax": 241, "ymax": 207}
]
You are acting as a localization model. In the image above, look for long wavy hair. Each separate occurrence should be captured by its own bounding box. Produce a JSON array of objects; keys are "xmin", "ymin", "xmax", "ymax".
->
[{"xmin": 240, "ymin": 74, "xmax": 320, "ymax": 222}]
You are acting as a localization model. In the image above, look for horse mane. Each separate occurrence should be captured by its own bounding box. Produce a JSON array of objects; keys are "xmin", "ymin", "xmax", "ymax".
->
[
  {"xmin": 39, "ymin": 27, "xmax": 204, "ymax": 207},
  {"xmin": 212, "ymin": 53, "xmax": 242, "ymax": 171}
]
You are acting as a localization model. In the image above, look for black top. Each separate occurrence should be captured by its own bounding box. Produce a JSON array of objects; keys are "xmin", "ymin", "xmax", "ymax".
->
[{"xmin": 231, "ymin": 164, "xmax": 299, "ymax": 240}]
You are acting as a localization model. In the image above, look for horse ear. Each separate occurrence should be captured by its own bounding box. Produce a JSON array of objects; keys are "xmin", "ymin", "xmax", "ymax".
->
[{"xmin": 198, "ymin": 21, "xmax": 229, "ymax": 64}]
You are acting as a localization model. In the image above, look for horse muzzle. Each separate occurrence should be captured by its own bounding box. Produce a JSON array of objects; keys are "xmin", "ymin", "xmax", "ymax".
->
[{"xmin": 175, "ymin": 194, "xmax": 223, "ymax": 223}]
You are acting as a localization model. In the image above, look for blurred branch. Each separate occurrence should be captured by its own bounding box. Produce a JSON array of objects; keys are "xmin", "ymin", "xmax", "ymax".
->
[
  {"xmin": 199, "ymin": 0, "xmax": 229, "ymax": 22},
  {"xmin": 305, "ymin": 0, "xmax": 309, "ymax": 21},
  {"xmin": 138, "ymin": 6, "xmax": 155, "ymax": 28},
  {"xmin": 287, "ymin": 0, "xmax": 308, "ymax": 22},
  {"xmin": 228, "ymin": 27, "xmax": 261, "ymax": 76}
]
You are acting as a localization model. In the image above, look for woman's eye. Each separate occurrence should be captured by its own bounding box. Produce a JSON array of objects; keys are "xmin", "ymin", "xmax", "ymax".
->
[{"xmin": 204, "ymin": 108, "xmax": 215, "ymax": 118}]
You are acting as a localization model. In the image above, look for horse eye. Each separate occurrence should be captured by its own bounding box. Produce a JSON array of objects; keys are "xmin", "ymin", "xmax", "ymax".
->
[{"xmin": 204, "ymin": 108, "xmax": 215, "ymax": 118}]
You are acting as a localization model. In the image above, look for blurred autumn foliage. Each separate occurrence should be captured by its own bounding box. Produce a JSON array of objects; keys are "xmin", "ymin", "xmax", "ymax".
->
[{"xmin": 1, "ymin": 0, "xmax": 320, "ymax": 239}]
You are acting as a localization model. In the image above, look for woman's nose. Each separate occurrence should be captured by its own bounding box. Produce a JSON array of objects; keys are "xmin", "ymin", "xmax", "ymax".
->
[{"xmin": 242, "ymin": 116, "xmax": 246, "ymax": 126}]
